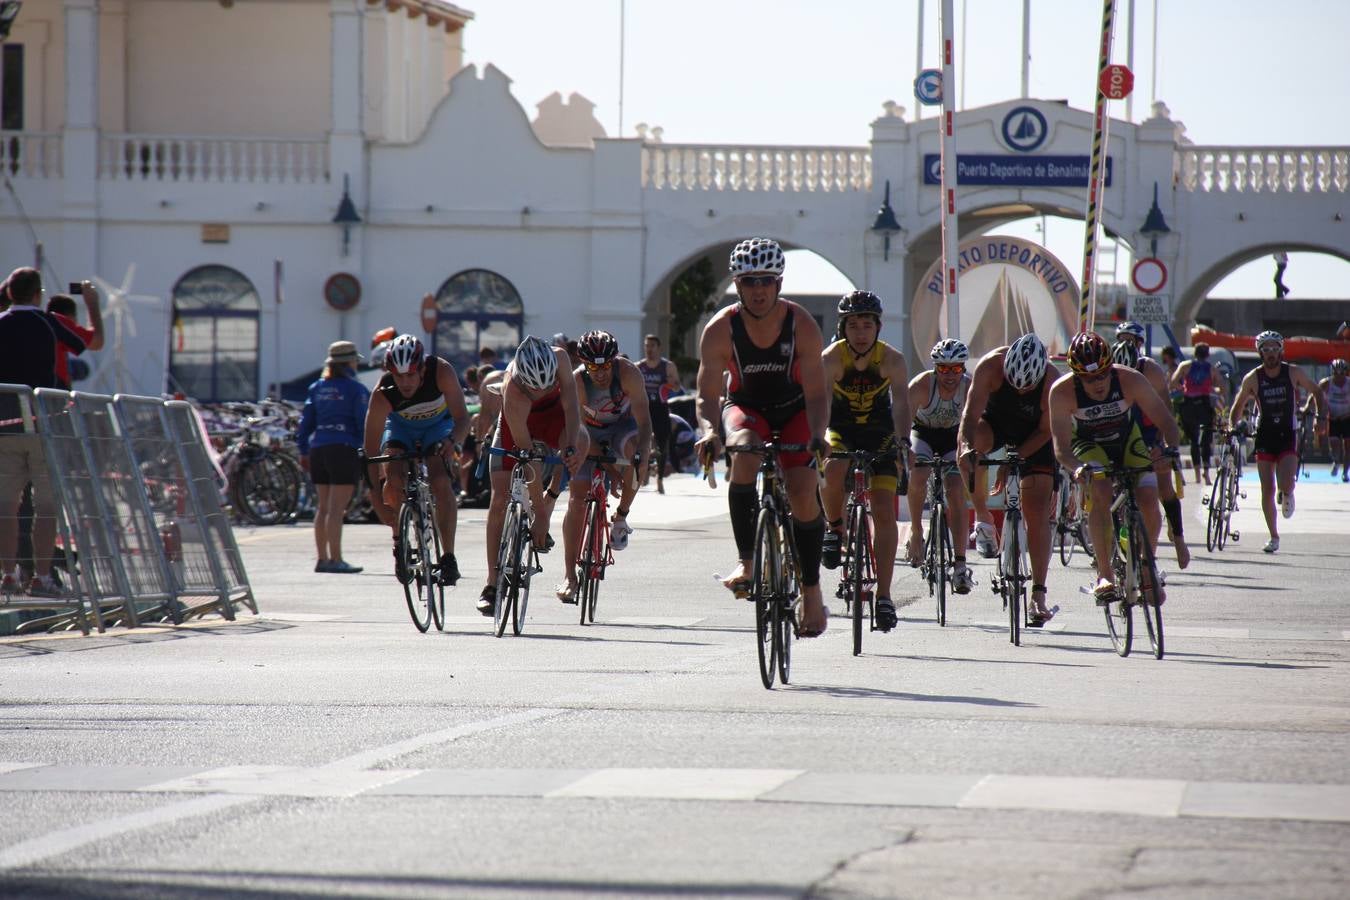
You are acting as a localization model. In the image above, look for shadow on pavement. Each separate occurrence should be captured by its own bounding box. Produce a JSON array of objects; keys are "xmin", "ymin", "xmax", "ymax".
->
[{"xmin": 782, "ymin": 683, "xmax": 1039, "ymax": 706}]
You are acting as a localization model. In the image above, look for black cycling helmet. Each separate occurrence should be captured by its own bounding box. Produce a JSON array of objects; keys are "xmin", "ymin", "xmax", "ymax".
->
[
  {"xmin": 837, "ymin": 290, "xmax": 883, "ymax": 319},
  {"xmin": 576, "ymin": 330, "xmax": 619, "ymax": 365}
]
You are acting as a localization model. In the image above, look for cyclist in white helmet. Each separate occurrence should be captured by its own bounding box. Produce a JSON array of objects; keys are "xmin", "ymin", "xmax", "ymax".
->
[
  {"xmin": 957, "ymin": 333, "xmax": 1056, "ymax": 623},
  {"xmin": 906, "ymin": 338, "xmax": 974, "ymax": 594},
  {"xmin": 1321, "ymin": 358, "xmax": 1350, "ymax": 481},
  {"xmin": 363, "ymin": 334, "xmax": 471, "ymax": 587},
  {"xmin": 1227, "ymin": 331, "xmax": 1326, "ymax": 552},
  {"xmin": 479, "ymin": 335, "xmax": 588, "ymax": 614},
  {"xmin": 694, "ymin": 237, "xmax": 832, "ymax": 638}
]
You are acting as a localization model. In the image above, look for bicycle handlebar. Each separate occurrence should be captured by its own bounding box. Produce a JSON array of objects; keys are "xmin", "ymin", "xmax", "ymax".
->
[
  {"xmin": 726, "ymin": 443, "xmax": 811, "ymax": 454},
  {"xmin": 486, "ymin": 446, "xmax": 564, "ymax": 465}
]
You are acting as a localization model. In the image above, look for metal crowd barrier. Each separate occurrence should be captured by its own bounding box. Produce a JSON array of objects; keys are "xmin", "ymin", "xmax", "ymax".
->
[{"xmin": 0, "ymin": 384, "xmax": 256, "ymax": 635}]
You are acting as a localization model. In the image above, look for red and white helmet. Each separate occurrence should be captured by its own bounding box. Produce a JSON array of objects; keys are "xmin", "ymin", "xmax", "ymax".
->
[{"xmin": 383, "ymin": 334, "xmax": 424, "ymax": 374}]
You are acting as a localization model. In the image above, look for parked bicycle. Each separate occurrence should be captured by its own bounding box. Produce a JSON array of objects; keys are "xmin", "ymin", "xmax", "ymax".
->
[
  {"xmin": 487, "ymin": 446, "xmax": 558, "ymax": 637},
  {"xmin": 214, "ymin": 403, "xmax": 303, "ymax": 526},
  {"xmin": 829, "ymin": 448, "xmax": 898, "ymax": 655},
  {"xmin": 575, "ymin": 442, "xmax": 625, "ymax": 625},
  {"xmin": 727, "ymin": 437, "xmax": 805, "ymax": 689},
  {"xmin": 364, "ymin": 442, "xmax": 448, "ymax": 634},
  {"xmin": 914, "ymin": 453, "xmax": 960, "ymax": 628},
  {"xmin": 1084, "ymin": 459, "xmax": 1169, "ymax": 659},
  {"xmin": 1203, "ymin": 423, "xmax": 1246, "ymax": 552}
]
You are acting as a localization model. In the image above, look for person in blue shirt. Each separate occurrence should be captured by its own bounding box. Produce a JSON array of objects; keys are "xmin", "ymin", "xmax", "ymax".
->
[{"xmin": 298, "ymin": 341, "xmax": 370, "ymax": 574}]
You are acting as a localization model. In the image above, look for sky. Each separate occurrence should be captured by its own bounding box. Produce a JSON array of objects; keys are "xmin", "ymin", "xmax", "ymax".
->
[{"xmin": 462, "ymin": 0, "xmax": 1350, "ymax": 300}]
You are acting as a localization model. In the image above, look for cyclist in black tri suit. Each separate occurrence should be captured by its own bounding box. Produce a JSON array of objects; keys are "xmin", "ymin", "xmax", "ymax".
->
[
  {"xmin": 638, "ymin": 334, "xmax": 682, "ymax": 479},
  {"xmin": 957, "ymin": 334, "xmax": 1056, "ymax": 623},
  {"xmin": 695, "ymin": 238, "xmax": 831, "ymax": 637},
  {"xmin": 1228, "ymin": 331, "xmax": 1326, "ymax": 553}
]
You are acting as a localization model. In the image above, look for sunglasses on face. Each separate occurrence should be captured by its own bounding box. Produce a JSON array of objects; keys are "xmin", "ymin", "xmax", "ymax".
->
[
  {"xmin": 737, "ymin": 274, "xmax": 779, "ymax": 288},
  {"xmin": 934, "ymin": 363, "xmax": 965, "ymax": 375},
  {"xmin": 583, "ymin": 361, "xmax": 611, "ymax": 372},
  {"xmin": 1081, "ymin": 366, "xmax": 1113, "ymax": 382}
]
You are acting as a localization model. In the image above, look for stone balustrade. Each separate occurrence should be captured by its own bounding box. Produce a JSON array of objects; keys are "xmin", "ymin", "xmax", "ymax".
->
[
  {"xmin": 641, "ymin": 144, "xmax": 871, "ymax": 192},
  {"xmin": 1177, "ymin": 146, "xmax": 1350, "ymax": 193},
  {"xmin": 99, "ymin": 134, "xmax": 330, "ymax": 184},
  {"xmin": 0, "ymin": 131, "xmax": 63, "ymax": 178}
]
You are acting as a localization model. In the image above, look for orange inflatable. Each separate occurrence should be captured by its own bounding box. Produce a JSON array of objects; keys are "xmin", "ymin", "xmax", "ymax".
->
[{"xmin": 1190, "ymin": 325, "xmax": 1350, "ymax": 365}]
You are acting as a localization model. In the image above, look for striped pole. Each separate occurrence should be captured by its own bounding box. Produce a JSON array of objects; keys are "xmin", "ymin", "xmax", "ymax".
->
[
  {"xmin": 1080, "ymin": 0, "xmax": 1116, "ymax": 332},
  {"xmin": 939, "ymin": 0, "xmax": 961, "ymax": 342}
]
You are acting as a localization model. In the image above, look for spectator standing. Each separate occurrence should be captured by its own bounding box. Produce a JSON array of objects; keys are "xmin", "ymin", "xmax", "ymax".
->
[
  {"xmin": 297, "ymin": 341, "xmax": 370, "ymax": 574},
  {"xmin": 0, "ymin": 267, "xmax": 96, "ymax": 596},
  {"xmin": 46, "ymin": 282, "xmax": 106, "ymax": 389}
]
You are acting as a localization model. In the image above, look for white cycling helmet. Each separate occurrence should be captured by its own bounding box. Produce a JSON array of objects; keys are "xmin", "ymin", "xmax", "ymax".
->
[
  {"xmin": 383, "ymin": 334, "xmax": 424, "ymax": 375},
  {"xmin": 1255, "ymin": 330, "xmax": 1284, "ymax": 352},
  {"xmin": 729, "ymin": 238, "xmax": 786, "ymax": 277},
  {"xmin": 931, "ymin": 338, "xmax": 970, "ymax": 365},
  {"xmin": 512, "ymin": 335, "xmax": 558, "ymax": 391},
  {"xmin": 1004, "ymin": 333, "xmax": 1048, "ymax": 390},
  {"xmin": 1116, "ymin": 321, "xmax": 1145, "ymax": 342}
]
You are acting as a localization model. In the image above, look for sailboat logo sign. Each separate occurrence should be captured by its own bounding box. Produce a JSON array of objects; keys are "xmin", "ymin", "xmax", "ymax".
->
[
  {"xmin": 911, "ymin": 236, "xmax": 1080, "ymax": 365},
  {"xmin": 1001, "ymin": 106, "xmax": 1048, "ymax": 152}
]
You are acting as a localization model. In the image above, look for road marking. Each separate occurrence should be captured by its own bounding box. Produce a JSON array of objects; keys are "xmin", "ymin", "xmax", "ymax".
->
[
  {"xmin": 259, "ymin": 612, "xmax": 349, "ymax": 622},
  {"xmin": 1181, "ymin": 781, "xmax": 1350, "ymax": 823},
  {"xmin": 0, "ymin": 761, "xmax": 44, "ymax": 776},
  {"xmin": 321, "ymin": 707, "xmax": 565, "ymax": 771},
  {"xmin": 547, "ymin": 768, "xmax": 804, "ymax": 801},
  {"xmin": 607, "ymin": 617, "xmax": 708, "ymax": 627},
  {"xmin": 142, "ymin": 765, "xmax": 420, "ymax": 798},
  {"xmin": 0, "ymin": 794, "xmax": 254, "ymax": 871},
  {"xmin": 960, "ymin": 774, "xmax": 1187, "ymax": 817}
]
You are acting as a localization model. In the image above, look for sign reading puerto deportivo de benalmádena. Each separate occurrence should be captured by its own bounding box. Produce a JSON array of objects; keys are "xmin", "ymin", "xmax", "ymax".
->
[{"xmin": 911, "ymin": 236, "xmax": 1081, "ymax": 364}]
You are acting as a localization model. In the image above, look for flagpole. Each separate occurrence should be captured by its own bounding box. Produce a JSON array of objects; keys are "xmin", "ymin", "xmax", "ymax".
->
[
  {"xmin": 940, "ymin": 0, "xmax": 961, "ymax": 342},
  {"xmin": 273, "ymin": 259, "xmax": 284, "ymax": 400}
]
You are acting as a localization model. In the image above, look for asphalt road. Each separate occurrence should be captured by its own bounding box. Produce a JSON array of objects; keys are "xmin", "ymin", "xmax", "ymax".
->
[{"xmin": 2, "ymin": 466, "xmax": 1348, "ymax": 898}]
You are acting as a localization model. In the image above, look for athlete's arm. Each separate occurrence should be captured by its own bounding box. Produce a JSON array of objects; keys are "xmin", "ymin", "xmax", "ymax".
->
[
  {"xmin": 793, "ymin": 305, "xmax": 830, "ymax": 446},
  {"xmin": 1292, "ymin": 365, "xmax": 1329, "ymax": 434},
  {"xmin": 1228, "ymin": 371, "xmax": 1257, "ymax": 428},
  {"xmin": 436, "ymin": 359, "xmax": 471, "ymax": 449},
  {"xmin": 1169, "ymin": 360, "xmax": 1190, "ymax": 392},
  {"xmin": 620, "ymin": 358, "xmax": 654, "ymax": 464},
  {"xmin": 555, "ymin": 346, "xmax": 585, "ymax": 461},
  {"xmin": 1048, "ymin": 374, "xmax": 1080, "ymax": 473},
  {"xmin": 1141, "ymin": 358, "xmax": 1170, "ymax": 403},
  {"xmin": 664, "ymin": 358, "xmax": 682, "ymax": 393},
  {"xmin": 475, "ymin": 372, "xmax": 503, "ymax": 440},
  {"xmin": 958, "ymin": 352, "xmax": 998, "ymax": 454},
  {"xmin": 362, "ymin": 388, "xmax": 391, "ymax": 458},
  {"xmin": 882, "ymin": 344, "xmax": 912, "ymax": 446},
  {"xmin": 695, "ymin": 315, "xmax": 730, "ymax": 453},
  {"xmin": 1122, "ymin": 365, "xmax": 1181, "ymax": 447},
  {"xmin": 906, "ymin": 370, "xmax": 930, "ymax": 433}
]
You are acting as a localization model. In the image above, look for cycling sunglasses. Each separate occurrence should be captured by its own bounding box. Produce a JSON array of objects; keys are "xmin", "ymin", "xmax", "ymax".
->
[
  {"xmin": 1080, "ymin": 365, "xmax": 1113, "ymax": 382},
  {"xmin": 737, "ymin": 274, "xmax": 779, "ymax": 287},
  {"xmin": 583, "ymin": 360, "xmax": 612, "ymax": 372},
  {"xmin": 934, "ymin": 363, "xmax": 965, "ymax": 375}
]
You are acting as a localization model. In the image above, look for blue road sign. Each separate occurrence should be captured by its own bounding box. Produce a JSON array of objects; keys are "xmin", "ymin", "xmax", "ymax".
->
[{"xmin": 914, "ymin": 69, "xmax": 943, "ymax": 106}]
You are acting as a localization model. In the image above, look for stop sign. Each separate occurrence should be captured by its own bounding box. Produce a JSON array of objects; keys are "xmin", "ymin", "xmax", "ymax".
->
[{"xmin": 1098, "ymin": 64, "xmax": 1134, "ymax": 100}]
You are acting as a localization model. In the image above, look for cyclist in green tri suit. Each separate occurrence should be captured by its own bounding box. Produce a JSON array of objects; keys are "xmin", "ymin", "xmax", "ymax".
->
[{"xmin": 819, "ymin": 291, "xmax": 911, "ymax": 632}]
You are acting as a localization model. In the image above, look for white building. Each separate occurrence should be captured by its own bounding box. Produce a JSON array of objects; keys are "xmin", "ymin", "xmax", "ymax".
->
[{"xmin": 2, "ymin": 0, "xmax": 1346, "ymax": 400}]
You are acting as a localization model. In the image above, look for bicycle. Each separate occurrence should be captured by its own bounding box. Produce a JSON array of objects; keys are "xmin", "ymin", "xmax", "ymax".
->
[
  {"xmin": 575, "ymin": 442, "xmax": 625, "ymax": 626},
  {"xmin": 1053, "ymin": 465, "xmax": 1093, "ymax": 566},
  {"xmin": 363, "ymin": 443, "xmax": 448, "ymax": 634},
  {"xmin": 914, "ymin": 454, "xmax": 960, "ymax": 627},
  {"xmin": 1203, "ymin": 424, "xmax": 1246, "ymax": 552},
  {"xmin": 487, "ymin": 446, "xmax": 559, "ymax": 637},
  {"xmin": 214, "ymin": 410, "xmax": 304, "ymax": 526},
  {"xmin": 1295, "ymin": 400, "xmax": 1316, "ymax": 480},
  {"xmin": 727, "ymin": 437, "xmax": 805, "ymax": 689},
  {"xmin": 1084, "ymin": 459, "xmax": 1168, "ymax": 659},
  {"xmin": 829, "ymin": 448, "xmax": 897, "ymax": 655},
  {"xmin": 971, "ymin": 449, "xmax": 1034, "ymax": 647}
]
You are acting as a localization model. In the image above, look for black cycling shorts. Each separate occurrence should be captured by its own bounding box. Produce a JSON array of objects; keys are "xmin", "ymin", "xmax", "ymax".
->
[{"xmin": 310, "ymin": 444, "xmax": 361, "ymax": 486}]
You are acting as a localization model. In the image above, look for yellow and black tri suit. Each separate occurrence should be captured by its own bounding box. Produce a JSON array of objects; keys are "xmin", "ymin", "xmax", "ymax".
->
[
  {"xmin": 827, "ymin": 340, "xmax": 899, "ymax": 492},
  {"xmin": 1070, "ymin": 369, "xmax": 1153, "ymax": 473}
]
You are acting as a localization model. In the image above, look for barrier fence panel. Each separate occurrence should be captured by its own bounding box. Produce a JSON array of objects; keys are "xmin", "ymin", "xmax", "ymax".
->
[
  {"xmin": 71, "ymin": 392, "xmax": 181, "ymax": 625},
  {"xmin": 0, "ymin": 385, "xmax": 94, "ymax": 634},
  {"xmin": 164, "ymin": 401, "xmax": 256, "ymax": 614}
]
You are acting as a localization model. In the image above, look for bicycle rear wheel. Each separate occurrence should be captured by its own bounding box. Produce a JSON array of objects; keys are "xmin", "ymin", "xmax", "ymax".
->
[
  {"xmin": 752, "ymin": 508, "xmax": 779, "ymax": 689},
  {"xmin": 1104, "ymin": 532, "xmax": 1133, "ymax": 656},
  {"xmin": 929, "ymin": 502, "xmax": 948, "ymax": 626},
  {"xmin": 512, "ymin": 542, "xmax": 532, "ymax": 636},
  {"xmin": 493, "ymin": 505, "xmax": 519, "ymax": 637},
  {"xmin": 233, "ymin": 453, "xmax": 301, "ymax": 526},
  {"xmin": 777, "ymin": 516, "xmax": 799, "ymax": 686},
  {"xmin": 424, "ymin": 501, "xmax": 445, "ymax": 632},
  {"xmin": 1134, "ymin": 514, "xmax": 1165, "ymax": 659},
  {"xmin": 1216, "ymin": 467, "xmax": 1233, "ymax": 551},
  {"xmin": 848, "ymin": 504, "xmax": 867, "ymax": 656},
  {"xmin": 577, "ymin": 500, "xmax": 599, "ymax": 626},
  {"xmin": 399, "ymin": 503, "xmax": 431, "ymax": 633}
]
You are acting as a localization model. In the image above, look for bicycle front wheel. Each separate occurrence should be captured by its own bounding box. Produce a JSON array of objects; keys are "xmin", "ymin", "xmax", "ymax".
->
[
  {"xmin": 425, "ymin": 500, "xmax": 445, "ymax": 632},
  {"xmin": 577, "ymin": 500, "xmax": 599, "ymax": 626},
  {"xmin": 1004, "ymin": 514, "xmax": 1022, "ymax": 647},
  {"xmin": 1104, "ymin": 530, "xmax": 1133, "ymax": 657},
  {"xmin": 752, "ymin": 508, "xmax": 780, "ymax": 689},
  {"xmin": 1133, "ymin": 513, "xmax": 1165, "ymax": 659},
  {"xmin": 493, "ymin": 505, "xmax": 519, "ymax": 638},
  {"xmin": 848, "ymin": 504, "xmax": 868, "ymax": 656},
  {"xmin": 1205, "ymin": 469, "xmax": 1226, "ymax": 553},
  {"xmin": 512, "ymin": 541, "xmax": 532, "ymax": 636},
  {"xmin": 930, "ymin": 502, "xmax": 948, "ymax": 626},
  {"xmin": 399, "ymin": 503, "xmax": 431, "ymax": 633},
  {"xmin": 233, "ymin": 453, "xmax": 301, "ymax": 526}
]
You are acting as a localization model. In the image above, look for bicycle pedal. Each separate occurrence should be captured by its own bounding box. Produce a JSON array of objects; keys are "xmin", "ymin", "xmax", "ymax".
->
[
  {"xmin": 1240, "ymin": 491, "xmax": 1247, "ymax": 499},
  {"xmin": 1230, "ymin": 532, "xmax": 1239, "ymax": 541},
  {"xmin": 1201, "ymin": 497, "xmax": 1209, "ymax": 506}
]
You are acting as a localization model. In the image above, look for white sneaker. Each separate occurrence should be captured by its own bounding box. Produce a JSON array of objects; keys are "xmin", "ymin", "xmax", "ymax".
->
[
  {"xmin": 1262, "ymin": 537, "xmax": 1279, "ymax": 554},
  {"xmin": 610, "ymin": 516, "xmax": 633, "ymax": 551},
  {"xmin": 1281, "ymin": 491, "xmax": 1295, "ymax": 519},
  {"xmin": 952, "ymin": 566, "xmax": 974, "ymax": 595},
  {"xmin": 972, "ymin": 521, "xmax": 998, "ymax": 559}
]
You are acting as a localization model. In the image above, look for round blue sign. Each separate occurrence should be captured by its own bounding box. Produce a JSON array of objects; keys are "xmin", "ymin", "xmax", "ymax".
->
[
  {"xmin": 1001, "ymin": 106, "xmax": 1048, "ymax": 153},
  {"xmin": 914, "ymin": 69, "xmax": 943, "ymax": 106}
]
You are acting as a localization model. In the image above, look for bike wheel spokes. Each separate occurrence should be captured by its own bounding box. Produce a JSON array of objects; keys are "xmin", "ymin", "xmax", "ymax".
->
[
  {"xmin": 512, "ymin": 542, "xmax": 532, "ymax": 636},
  {"xmin": 752, "ymin": 510, "xmax": 778, "ymax": 689},
  {"xmin": 578, "ymin": 503, "xmax": 597, "ymax": 626},
  {"xmin": 493, "ymin": 506, "xmax": 517, "ymax": 637},
  {"xmin": 427, "ymin": 502, "xmax": 445, "ymax": 632},
  {"xmin": 399, "ymin": 504, "xmax": 431, "ymax": 633},
  {"xmin": 932, "ymin": 504, "xmax": 948, "ymax": 626},
  {"xmin": 850, "ymin": 507, "xmax": 866, "ymax": 656},
  {"xmin": 1005, "ymin": 520, "xmax": 1021, "ymax": 646},
  {"xmin": 1134, "ymin": 517, "xmax": 1165, "ymax": 659},
  {"xmin": 1105, "ymin": 542, "xmax": 1134, "ymax": 657}
]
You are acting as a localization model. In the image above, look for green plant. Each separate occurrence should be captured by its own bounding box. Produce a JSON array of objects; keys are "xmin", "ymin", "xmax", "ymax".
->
[{"xmin": 669, "ymin": 256, "xmax": 719, "ymax": 360}]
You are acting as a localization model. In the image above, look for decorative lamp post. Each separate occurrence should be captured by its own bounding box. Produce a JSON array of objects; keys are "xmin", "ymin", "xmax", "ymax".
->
[
  {"xmin": 1139, "ymin": 181, "xmax": 1171, "ymax": 257},
  {"xmin": 871, "ymin": 179, "xmax": 902, "ymax": 261},
  {"xmin": 0, "ymin": 3, "xmax": 22, "ymax": 41},
  {"xmin": 332, "ymin": 174, "xmax": 362, "ymax": 257}
]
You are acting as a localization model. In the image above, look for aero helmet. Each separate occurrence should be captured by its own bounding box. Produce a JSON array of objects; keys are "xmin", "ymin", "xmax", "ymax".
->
[
  {"xmin": 931, "ymin": 338, "xmax": 970, "ymax": 365},
  {"xmin": 728, "ymin": 238, "xmax": 786, "ymax": 277},
  {"xmin": 1111, "ymin": 339, "xmax": 1141, "ymax": 369},
  {"xmin": 1067, "ymin": 331, "xmax": 1113, "ymax": 377},
  {"xmin": 577, "ymin": 330, "xmax": 619, "ymax": 365},
  {"xmin": 512, "ymin": 335, "xmax": 559, "ymax": 391},
  {"xmin": 1255, "ymin": 330, "xmax": 1284, "ymax": 352},
  {"xmin": 1332, "ymin": 358, "xmax": 1349, "ymax": 375},
  {"xmin": 1116, "ymin": 321, "xmax": 1146, "ymax": 342},
  {"xmin": 383, "ymin": 334, "xmax": 425, "ymax": 374},
  {"xmin": 1004, "ymin": 334, "xmax": 1048, "ymax": 390},
  {"xmin": 837, "ymin": 290, "xmax": 883, "ymax": 319}
]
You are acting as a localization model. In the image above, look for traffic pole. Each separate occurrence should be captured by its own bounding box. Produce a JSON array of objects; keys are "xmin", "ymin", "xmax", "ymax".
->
[
  {"xmin": 940, "ymin": 0, "xmax": 961, "ymax": 343},
  {"xmin": 1080, "ymin": 0, "xmax": 1116, "ymax": 333}
]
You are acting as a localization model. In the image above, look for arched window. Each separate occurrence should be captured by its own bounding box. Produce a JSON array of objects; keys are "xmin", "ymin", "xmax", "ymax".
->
[
  {"xmin": 432, "ymin": 269, "xmax": 523, "ymax": 373},
  {"xmin": 169, "ymin": 265, "xmax": 260, "ymax": 401}
]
